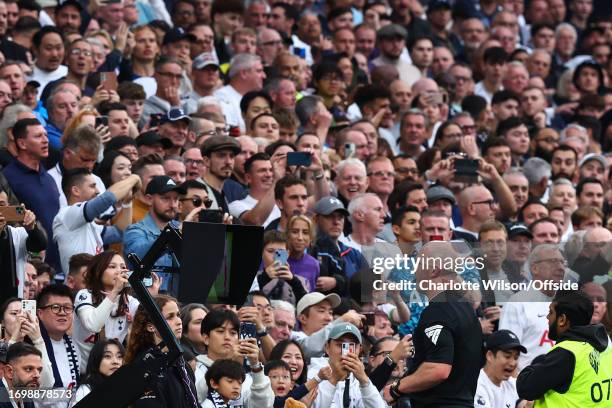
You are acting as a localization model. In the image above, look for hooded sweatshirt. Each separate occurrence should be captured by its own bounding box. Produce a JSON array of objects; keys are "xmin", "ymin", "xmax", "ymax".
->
[{"xmin": 516, "ymin": 324, "xmax": 610, "ymax": 400}]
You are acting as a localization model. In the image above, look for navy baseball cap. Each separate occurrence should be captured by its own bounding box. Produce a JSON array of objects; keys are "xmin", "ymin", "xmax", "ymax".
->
[
  {"xmin": 160, "ymin": 108, "xmax": 191, "ymax": 125},
  {"xmin": 484, "ymin": 330, "xmax": 527, "ymax": 353}
]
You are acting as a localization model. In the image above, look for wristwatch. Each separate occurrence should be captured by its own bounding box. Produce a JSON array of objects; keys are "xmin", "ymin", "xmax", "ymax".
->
[
  {"xmin": 389, "ymin": 378, "xmax": 404, "ymax": 401},
  {"xmin": 250, "ymin": 362, "xmax": 264, "ymax": 373},
  {"xmin": 314, "ymin": 171, "xmax": 325, "ymax": 180},
  {"xmin": 256, "ymin": 328, "xmax": 268, "ymax": 338}
]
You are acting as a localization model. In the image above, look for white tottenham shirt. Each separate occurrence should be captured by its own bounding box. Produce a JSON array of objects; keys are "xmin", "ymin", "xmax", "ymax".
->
[
  {"xmin": 498, "ymin": 289, "xmax": 554, "ymax": 371},
  {"xmin": 73, "ymin": 289, "xmax": 139, "ymax": 365},
  {"xmin": 474, "ymin": 369, "xmax": 519, "ymax": 408}
]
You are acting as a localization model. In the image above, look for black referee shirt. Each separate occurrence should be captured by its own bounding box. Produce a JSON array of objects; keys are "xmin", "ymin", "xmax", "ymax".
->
[{"xmin": 408, "ymin": 290, "xmax": 484, "ymax": 408}]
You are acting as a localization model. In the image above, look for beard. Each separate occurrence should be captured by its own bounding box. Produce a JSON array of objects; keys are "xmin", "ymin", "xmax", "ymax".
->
[
  {"xmin": 534, "ymin": 145, "xmax": 553, "ymax": 162},
  {"xmin": 13, "ymin": 376, "xmax": 39, "ymax": 389},
  {"xmin": 548, "ymin": 320, "xmax": 559, "ymax": 341},
  {"xmin": 552, "ymin": 171, "xmax": 573, "ymax": 181},
  {"xmin": 153, "ymin": 207, "xmax": 176, "ymax": 223}
]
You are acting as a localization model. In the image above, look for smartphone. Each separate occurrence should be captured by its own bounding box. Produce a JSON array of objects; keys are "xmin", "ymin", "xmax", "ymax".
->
[
  {"xmin": 239, "ymin": 322, "xmax": 257, "ymax": 340},
  {"xmin": 454, "ymin": 159, "xmax": 479, "ymax": 183},
  {"xmin": 149, "ymin": 113, "xmax": 163, "ymax": 127},
  {"xmin": 100, "ymin": 71, "xmax": 118, "ymax": 91},
  {"xmin": 126, "ymin": 271, "xmax": 153, "ymax": 287},
  {"xmin": 274, "ymin": 249, "xmax": 288, "ymax": 265},
  {"xmin": 199, "ymin": 209, "xmax": 224, "ymax": 223},
  {"xmin": 21, "ymin": 300, "xmax": 36, "ymax": 318},
  {"xmin": 95, "ymin": 116, "xmax": 108, "ymax": 128},
  {"xmin": 0, "ymin": 206, "xmax": 25, "ymax": 222},
  {"xmin": 344, "ymin": 142, "xmax": 356, "ymax": 158},
  {"xmin": 341, "ymin": 342, "xmax": 356, "ymax": 356},
  {"xmin": 286, "ymin": 151, "xmax": 312, "ymax": 167}
]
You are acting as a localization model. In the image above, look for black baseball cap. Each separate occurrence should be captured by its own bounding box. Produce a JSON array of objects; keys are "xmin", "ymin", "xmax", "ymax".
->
[
  {"xmin": 484, "ymin": 329, "xmax": 527, "ymax": 353},
  {"xmin": 145, "ymin": 175, "xmax": 187, "ymax": 195},
  {"xmin": 506, "ymin": 223, "xmax": 533, "ymax": 240},
  {"xmin": 163, "ymin": 27, "xmax": 196, "ymax": 46},
  {"xmin": 136, "ymin": 130, "xmax": 173, "ymax": 149}
]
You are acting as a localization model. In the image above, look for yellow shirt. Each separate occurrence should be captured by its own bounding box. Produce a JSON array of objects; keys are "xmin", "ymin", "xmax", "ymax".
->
[{"xmin": 132, "ymin": 198, "xmax": 149, "ymax": 224}]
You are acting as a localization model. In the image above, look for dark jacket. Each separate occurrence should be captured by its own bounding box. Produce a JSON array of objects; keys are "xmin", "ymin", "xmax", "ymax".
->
[
  {"xmin": 516, "ymin": 324, "xmax": 610, "ymax": 401},
  {"xmin": 132, "ymin": 347, "xmax": 198, "ymax": 408}
]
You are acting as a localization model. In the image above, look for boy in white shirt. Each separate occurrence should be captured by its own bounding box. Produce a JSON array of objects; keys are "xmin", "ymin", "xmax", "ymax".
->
[{"xmin": 475, "ymin": 329, "xmax": 530, "ymax": 408}]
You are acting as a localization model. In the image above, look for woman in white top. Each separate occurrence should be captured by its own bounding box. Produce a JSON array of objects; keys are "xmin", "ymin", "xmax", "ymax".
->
[
  {"xmin": 70, "ymin": 338, "xmax": 124, "ymax": 406},
  {"xmin": 73, "ymin": 250, "xmax": 160, "ymax": 365}
]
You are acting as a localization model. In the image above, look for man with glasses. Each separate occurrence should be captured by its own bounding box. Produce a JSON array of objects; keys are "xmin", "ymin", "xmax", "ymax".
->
[
  {"xmin": 391, "ymin": 154, "xmax": 419, "ymax": 184},
  {"xmin": 178, "ymin": 179, "xmax": 210, "ymax": 221},
  {"xmin": 499, "ymin": 243, "xmax": 565, "ymax": 370},
  {"xmin": 454, "ymin": 184, "xmax": 498, "ymax": 243},
  {"xmin": 182, "ymin": 147, "xmax": 206, "ymax": 181},
  {"xmin": 256, "ymin": 27, "xmax": 284, "ymax": 67},
  {"xmin": 36, "ymin": 284, "xmax": 81, "ymax": 394},
  {"xmin": 140, "ymin": 56, "xmax": 185, "ymax": 128},
  {"xmin": 57, "ymin": 39, "xmax": 94, "ymax": 96}
]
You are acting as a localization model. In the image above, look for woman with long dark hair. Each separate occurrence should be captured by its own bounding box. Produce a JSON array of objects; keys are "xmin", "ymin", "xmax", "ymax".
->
[
  {"xmin": 124, "ymin": 294, "xmax": 199, "ymax": 408},
  {"xmin": 72, "ymin": 251, "xmax": 159, "ymax": 365},
  {"xmin": 70, "ymin": 339, "xmax": 124, "ymax": 406}
]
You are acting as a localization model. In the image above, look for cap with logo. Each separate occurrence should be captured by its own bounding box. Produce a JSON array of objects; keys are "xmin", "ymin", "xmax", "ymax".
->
[
  {"xmin": 193, "ymin": 52, "xmax": 220, "ymax": 70},
  {"xmin": 145, "ymin": 175, "xmax": 187, "ymax": 195},
  {"xmin": 160, "ymin": 108, "xmax": 191, "ymax": 125},
  {"xmin": 484, "ymin": 329, "xmax": 527, "ymax": 353},
  {"xmin": 328, "ymin": 322, "xmax": 363, "ymax": 344},
  {"xmin": 201, "ymin": 135, "xmax": 242, "ymax": 156},
  {"xmin": 578, "ymin": 153, "xmax": 608, "ymax": 169},
  {"xmin": 506, "ymin": 223, "xmax": 533, "ymax": 240},
  {"xmin": 296, "ymin": 292, "xmax": 341, "ymax": 316},
  {"xmin": 136, "ymin": 130, "xmax": 173, "ymax": 149},
  {"xmin": 163, "ymin": 27, "xmax": 196, "ymax": 46},
  {"xmin": 426, "ymin": 185, "xmax": 456, "ymax": 205},
  {"xmin": 313, "ymin": 196, "xmax": 349, "ymax": 216}
]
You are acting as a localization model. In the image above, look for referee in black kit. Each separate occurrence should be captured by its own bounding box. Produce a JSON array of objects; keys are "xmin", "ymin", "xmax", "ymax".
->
[{"xmin": 385, "ymin": 241, "xmax": 483, "ymax": 408}]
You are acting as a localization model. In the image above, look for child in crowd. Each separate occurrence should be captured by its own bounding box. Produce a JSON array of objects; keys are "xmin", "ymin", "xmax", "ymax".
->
[
  {"xmin": 266, "ymin": 359, "xmax": 332, "ymax": 408},
  {"xmin": 203, "ymin": 359, "xmax": 246, "ymax": 408}
]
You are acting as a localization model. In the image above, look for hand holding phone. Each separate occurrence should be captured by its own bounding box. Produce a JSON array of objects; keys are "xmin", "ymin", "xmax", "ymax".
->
[
  {"xmin": 341, "ymin": 342, "xmax": 356, "ymax": 356},
  {"xmin": 239, "ymin": 322, "xmax": 257, "ymax": 340},
  {"xmin": 274, "ymin": 249, "xmax": 289, "ymax": 265},
  {"xmin": 21, "ymin": 300, "xmax": 36, "ymax": 318},
  {"xmin": 286, "ymin": 151, "xmax": 312, "ymax": 167},
  {"xmin": 0, "ymin": 206, "xmax": 26, "ymax": 222}
]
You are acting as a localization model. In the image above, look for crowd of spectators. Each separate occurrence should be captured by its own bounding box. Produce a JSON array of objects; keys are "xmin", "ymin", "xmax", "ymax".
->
[{"xmin": 0, "ymin": 0, "xmax": 611, "ymax": 406}]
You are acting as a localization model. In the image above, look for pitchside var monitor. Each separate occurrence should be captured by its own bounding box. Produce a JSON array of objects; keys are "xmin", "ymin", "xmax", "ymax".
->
[{"xmin": 180, "ymin": 222, "xmax": 264, "ymax": 306}]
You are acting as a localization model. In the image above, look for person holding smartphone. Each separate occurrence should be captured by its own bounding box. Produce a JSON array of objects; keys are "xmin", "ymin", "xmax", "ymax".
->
[
  {"xmin": 194, "ymin": 309, "xmax": 274, "ymax": 407},
  {"xmin": 0, "ymin": 187, "xmax": 47, "ymax": 301},
  {"xmin": 314, "ymin": 323, "xmax": 385, "ymax": 408}
]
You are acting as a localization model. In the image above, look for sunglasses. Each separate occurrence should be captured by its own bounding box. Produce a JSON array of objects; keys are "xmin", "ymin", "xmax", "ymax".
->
[{"xmin": 179, "ymin": 196, "xmax": 213, "ymax": 208}]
